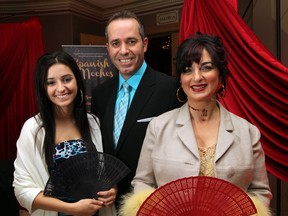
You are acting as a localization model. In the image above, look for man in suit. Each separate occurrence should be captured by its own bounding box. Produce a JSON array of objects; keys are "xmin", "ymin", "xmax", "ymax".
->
[{"xmin": 91, "ymin": 10, "xmax": 182, "ymax": 206}]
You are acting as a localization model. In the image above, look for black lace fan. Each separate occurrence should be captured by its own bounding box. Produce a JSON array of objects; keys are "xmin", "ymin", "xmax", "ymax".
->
[{"xmin": 44, "ymin": 152, "xmax": 130, "ymax": 202}]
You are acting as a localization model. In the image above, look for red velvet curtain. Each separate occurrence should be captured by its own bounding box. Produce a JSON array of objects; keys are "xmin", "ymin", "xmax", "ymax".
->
[
  {"xmin": 0, "ymin": 17, "xmax": 45, "ymax": 160},
  {"xmin": 179, "ymin": 0, "xmax": 288, "ymax": 182}
]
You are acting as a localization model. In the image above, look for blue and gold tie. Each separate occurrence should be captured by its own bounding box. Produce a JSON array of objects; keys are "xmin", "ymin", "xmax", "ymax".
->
[{"xmin": 113, "ymin": 82, "xmax": 131, "ymax": 147}]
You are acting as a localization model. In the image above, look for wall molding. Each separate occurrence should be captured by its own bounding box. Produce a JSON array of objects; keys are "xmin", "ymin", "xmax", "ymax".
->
[{"xmin": 0, "ymin": 0, "xmax": 184, "ymax": 23}]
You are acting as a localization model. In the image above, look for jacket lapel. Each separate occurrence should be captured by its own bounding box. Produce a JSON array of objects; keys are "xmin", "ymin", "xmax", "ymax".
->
[
  {"xmin": 215, "ymin": 104, "xmax": 234, "ymax": 162},
  {"xmin": 115, "ymin": 67, "xmax": 155, "ymax": 152},
  {"xmin": 176, "ymin": 102, "xmax": 235, "ymax": 161},
  {"xmin": 177, "ymin": 103, "xmax": 200, "ymax": 158},
  {"xmin": 103, "ymin": 78, "xmax": 119, "ymax": 153}
]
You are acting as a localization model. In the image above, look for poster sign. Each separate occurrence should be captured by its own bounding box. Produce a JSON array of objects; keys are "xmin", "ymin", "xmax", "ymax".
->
[
  {"xmin": 156, "ymin": 10, "xmax": 179, "ymax": 25},
  {"xmin": 62, "ymin": 45, "xmax": 117, "ymax": 111}
]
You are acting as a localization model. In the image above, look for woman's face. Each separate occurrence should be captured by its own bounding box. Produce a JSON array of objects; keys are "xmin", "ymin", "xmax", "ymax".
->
[
  {"xmin": 180, "ymin": 49, "xmax": 220, "ymax": 102},
  {"xmin": 46, "ymin": 63, "xmax": 78, "ymax": 110}
]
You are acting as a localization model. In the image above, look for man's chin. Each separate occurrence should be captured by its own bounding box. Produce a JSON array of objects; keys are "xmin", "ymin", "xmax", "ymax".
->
[{"xmin": 119, "ymin": 66, "xmax": 133, "ymax": 74}]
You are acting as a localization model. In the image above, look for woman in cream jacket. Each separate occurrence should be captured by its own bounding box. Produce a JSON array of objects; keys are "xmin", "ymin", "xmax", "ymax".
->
[{"xmin": 128, "ymin": 33, "xmax": 272, "ymax": 214}]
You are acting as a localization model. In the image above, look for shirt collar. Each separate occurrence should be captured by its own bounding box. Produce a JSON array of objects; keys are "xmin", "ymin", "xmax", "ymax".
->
[{"xmin": 118, "ymin": 61, "xmax": 147, "ymax": 91}]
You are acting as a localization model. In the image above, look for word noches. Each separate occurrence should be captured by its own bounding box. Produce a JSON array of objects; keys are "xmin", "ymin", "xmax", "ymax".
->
[{"xmin": 81, "ymin": 68, "xmax": 114, "ymax": 80}]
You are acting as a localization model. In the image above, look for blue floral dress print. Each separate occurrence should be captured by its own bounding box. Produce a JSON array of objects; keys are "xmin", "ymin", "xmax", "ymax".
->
[{"xmin": 53, "ymin": 139, "xmax": 87, "ymax": 165}]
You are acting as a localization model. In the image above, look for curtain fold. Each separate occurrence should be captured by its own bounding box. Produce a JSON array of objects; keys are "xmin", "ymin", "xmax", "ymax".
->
[
  {"xmin": 0, "ymin": 17, "xmax": 45, "ymax": 160},
  {"xmin": 179, "ymin": 0, "xmax": 288, "ymax": 182}
]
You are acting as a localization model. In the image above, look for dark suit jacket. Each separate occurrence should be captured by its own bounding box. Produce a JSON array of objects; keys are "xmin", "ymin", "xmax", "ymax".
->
[{"xmin": 91, "ymin": 66, "xmax": 181, "ymax": 204}]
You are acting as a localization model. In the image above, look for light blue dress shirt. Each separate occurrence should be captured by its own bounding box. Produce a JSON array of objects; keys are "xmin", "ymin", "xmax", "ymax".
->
[{"xmin": 114, "ymin": 61, "xmax": 147, "ymax": 111}]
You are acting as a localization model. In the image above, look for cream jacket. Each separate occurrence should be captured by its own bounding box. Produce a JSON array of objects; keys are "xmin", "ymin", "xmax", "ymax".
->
[
  {"xmin": 132, "ymin": 102, "xmax": 272, "ymax": 206},
  {"xmin": 13, "ymin": 113, "xmax": 116, "ymax": 216}
]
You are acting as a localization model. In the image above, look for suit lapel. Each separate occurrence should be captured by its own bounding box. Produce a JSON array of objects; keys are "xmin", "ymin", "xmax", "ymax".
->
[
  {"xmin": 103, "ymin": 78, "xmax": 118, "ymax": 153},
  {"xmin": 177, "ymin": 103, "xmax": 200, "ymax": 158},
  {"xmin": 215, "ymin": 104, "xmax": 234, "ymax": 162},
  {"xmin": 177, "ymin": 103, "xmax": 235, "ymax": 161},
  {"xmin": 116, "ymin": 67, "xmax": 155, "ymax": 152}
]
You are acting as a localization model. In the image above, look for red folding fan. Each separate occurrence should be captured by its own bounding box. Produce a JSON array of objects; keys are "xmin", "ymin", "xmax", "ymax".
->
[{"xmin": 137, "ymin": 176, "xmax": 257, "ymax": 216}]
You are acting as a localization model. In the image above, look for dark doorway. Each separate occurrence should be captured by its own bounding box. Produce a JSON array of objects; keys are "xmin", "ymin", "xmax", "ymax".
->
[{"xmin": 145, "ymin": 34, "xmax": 172, "ymax": 76}]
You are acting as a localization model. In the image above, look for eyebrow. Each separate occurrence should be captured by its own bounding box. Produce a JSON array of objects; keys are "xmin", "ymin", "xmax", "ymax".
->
[
  {"xmin": 110, "ymin": 37, "xmax": 138, "ymax": 43},
  {"xmin": 46, "ymin": 74, "xmax": 73, "ymax": 80},
  {"xmin": 109, "ymin": 39, "xmax": 119, "ymax": 44},
  {"xmin": 186, "ymin": 61, "xmax": 213, "ymax": 68},
  {"xmin": 200, "ymin": 61, "xmax": 213, "ymax": 66}
]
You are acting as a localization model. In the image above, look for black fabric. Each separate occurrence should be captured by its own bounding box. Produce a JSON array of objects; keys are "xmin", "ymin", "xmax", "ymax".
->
[{"xmin": 0, "ymin": 160, "xmax": 19, "ymax": 216}]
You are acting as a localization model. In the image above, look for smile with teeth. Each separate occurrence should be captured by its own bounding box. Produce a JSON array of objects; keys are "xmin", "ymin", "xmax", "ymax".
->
[
  {"xmin": 56, "ymin": 94, "xmax": 69, "ymax": 99},
  {"xmin": 191, "ymin": 84, "xmax": 207, "ymax": 91},
  {"xmin": 119, "ymin": 58, "xmax": 132, "ymax": 63}
]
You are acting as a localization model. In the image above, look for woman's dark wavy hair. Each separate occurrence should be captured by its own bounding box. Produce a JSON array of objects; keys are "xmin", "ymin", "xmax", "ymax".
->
[
  {"xmin": 176, "ymin": 32, "xmax": 229, "ymax": 95},
  {"xmin": 34, "ymin": 50, "xmax": 97, "ymax": 171}
]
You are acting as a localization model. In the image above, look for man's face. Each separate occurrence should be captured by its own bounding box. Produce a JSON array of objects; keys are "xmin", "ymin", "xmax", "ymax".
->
[{"xmin": 106, "ymin": 18, "xmax": 148, "ymax": 80}]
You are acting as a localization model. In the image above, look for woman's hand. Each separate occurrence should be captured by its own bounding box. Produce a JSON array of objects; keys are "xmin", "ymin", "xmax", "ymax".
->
[
  {"xmin": 70, "ymin": 198, "xmax": 103, "ymax": 216},
  {"xmin": 97, "ymin": 186, "xmax": 118, "ymax": 207}
]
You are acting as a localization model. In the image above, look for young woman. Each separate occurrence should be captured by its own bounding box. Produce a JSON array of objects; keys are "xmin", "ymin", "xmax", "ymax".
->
[{"xmin": 13, "ymin": 51, "xmax": 116, "ymax": 216}]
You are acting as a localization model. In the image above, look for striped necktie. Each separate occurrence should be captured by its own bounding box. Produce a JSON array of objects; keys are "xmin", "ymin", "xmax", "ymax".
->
[{"xmin": 113, "ymin": 82, "xmax": 131, "ymax": 147}]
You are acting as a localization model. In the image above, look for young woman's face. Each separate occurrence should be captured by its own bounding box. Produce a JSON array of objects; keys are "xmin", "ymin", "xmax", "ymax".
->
[
  {"xmin": 180, "ymin": 49, "xmax": 220, "ymax": 102},
  {"xmin": 46, "ymin": 63, "xmax": 78, "ymax": 109}
]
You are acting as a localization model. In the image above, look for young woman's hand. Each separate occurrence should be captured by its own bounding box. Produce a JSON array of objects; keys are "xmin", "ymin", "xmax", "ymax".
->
[
  {"xmin": 97, "ymin": 186, "xmax": 118, "ymax": 207},
  {"xmin": 70, "ymin": 198, "xmax": 103, "ymax": 216}
]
